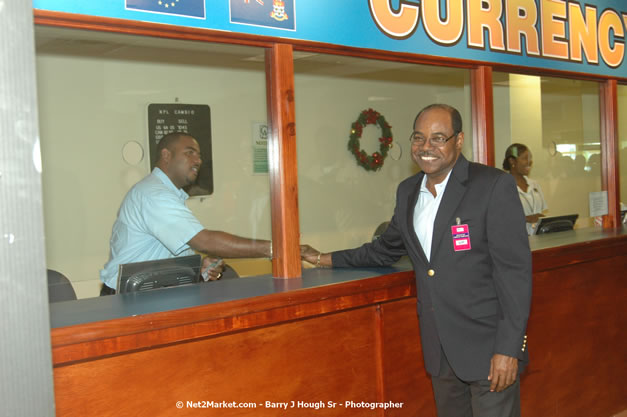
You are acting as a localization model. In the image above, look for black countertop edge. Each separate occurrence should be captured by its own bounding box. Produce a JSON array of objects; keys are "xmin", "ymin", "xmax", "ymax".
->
[
  {"xmin": 50, "ymin": 260, "xmax": 414, "ymax": 329},
  {"xmin": 50, "ymin": 226, "xmax": 626, "ymax": 329}
]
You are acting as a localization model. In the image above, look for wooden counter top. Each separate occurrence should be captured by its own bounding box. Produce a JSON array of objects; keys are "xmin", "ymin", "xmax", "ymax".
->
[
  {"xmin": 49, "ymin": 227, "xmax": 627, "ymax": 417},
  {"xmin": 51, "ymin": 227, "xmax": 626, "ymax": 330}
]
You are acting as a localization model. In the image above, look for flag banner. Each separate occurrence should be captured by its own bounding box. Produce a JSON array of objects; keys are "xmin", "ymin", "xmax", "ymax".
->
[
  {"xmin": 126, "ymin": 0, "xmax": 205, "ymax": 19},
  {"xmin": 230, "ymin": 0, "xmax": 295, "ymax": 31}
]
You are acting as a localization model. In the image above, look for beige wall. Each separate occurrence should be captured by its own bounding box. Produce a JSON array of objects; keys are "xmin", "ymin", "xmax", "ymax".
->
[
  {"xmin": 37, "ymin": 32, "xmax": 616, "ymax": 300},
  {"xmin": 37, "ymin": 38, "xmax": 474, "ymax": 298},
  {"xmin": 295, "ymin": 63, "xmax": 472, "ymax": 252},
  {"xmin": 46, "ymin": 28, "xmax": 621, "ymax": 299},
  {"xmin": 494, "ymin": 74, "xmax": 602, "ymax": 229},
  {"xmin": 36, "ymin": 36, "xmax": 272, "ymax": 298}
]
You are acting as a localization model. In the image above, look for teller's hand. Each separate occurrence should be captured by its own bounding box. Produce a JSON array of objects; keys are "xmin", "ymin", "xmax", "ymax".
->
[{"xmin": 201, "ymin": 257, "xmax": 225, "ymax": 281}]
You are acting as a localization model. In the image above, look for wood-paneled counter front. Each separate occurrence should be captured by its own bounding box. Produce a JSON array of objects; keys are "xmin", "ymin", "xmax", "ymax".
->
[
  {"xmin": 51, "ymin": 265, "xmax": 430, "ymax": 416},
  {"xmin": 50, "ymin": 228, "xmax": 627, "ymax": 417}
]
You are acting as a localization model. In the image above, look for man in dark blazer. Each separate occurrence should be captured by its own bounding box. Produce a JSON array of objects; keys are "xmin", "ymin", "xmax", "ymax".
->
[{"xmin": 303, "ymin": 104, "xmax": 532, "ymax": 417}]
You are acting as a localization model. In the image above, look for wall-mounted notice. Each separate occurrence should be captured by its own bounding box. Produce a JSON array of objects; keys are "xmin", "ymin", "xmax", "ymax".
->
[
  {"xmin": 252, "ymin": 122, "xmax": 268, "ymax": 175},
  {"xmin": 589, "ymin": 191, "xmax": 608, "ymax": 217},
  {"xmin": 148, "ymin": 103, "xmax": 213, "ymax": 196}
]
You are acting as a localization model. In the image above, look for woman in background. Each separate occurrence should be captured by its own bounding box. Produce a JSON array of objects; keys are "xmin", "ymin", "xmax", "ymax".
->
[{"xmin": 503, "ymin": 143, "xmax": 548, "ymax": 235}]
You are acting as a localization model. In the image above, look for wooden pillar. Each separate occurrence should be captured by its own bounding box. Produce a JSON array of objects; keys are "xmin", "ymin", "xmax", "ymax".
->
[
  {"xmin": 599, "ymin": 80, "xmax": 621, "ymax": 228},
  {"xmin": 266, "ymin": 44, "xmax": 302, "ymax": 278},
  {"xmin": 470, "ymin": 66, "xmax": 495, "ymax": 166}
]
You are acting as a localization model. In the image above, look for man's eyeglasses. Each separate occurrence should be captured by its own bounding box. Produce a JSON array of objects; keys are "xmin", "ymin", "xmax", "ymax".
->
[{"xmin": 409, "ymin": 132, "xmax": 458, "ymax": 147}]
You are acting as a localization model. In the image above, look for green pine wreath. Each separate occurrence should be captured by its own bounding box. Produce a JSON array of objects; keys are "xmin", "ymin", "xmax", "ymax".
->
[{"xmin": 348, "ymin": 108, "xmax": 393, "ymax": 171}]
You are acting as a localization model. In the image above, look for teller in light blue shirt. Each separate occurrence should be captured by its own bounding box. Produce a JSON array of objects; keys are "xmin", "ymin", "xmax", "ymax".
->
[
  {"xmin": 100, "ymin": 167, "xmax": 204, "ymax": 289},
  {"xmin": 100, "ymin": 132, "xmax": 275, "ymax": 294}
]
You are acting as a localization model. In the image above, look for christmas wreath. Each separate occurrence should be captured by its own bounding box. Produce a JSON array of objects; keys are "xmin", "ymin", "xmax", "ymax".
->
[{"xmin": 348, "ymin": 108, "xmax": 393, "ymax": 171}]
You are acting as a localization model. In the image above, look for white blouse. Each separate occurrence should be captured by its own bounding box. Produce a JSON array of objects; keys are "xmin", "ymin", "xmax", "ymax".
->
[{"xmin": 517, "ymin": 176, "xmax": 548, "ymax": 235}]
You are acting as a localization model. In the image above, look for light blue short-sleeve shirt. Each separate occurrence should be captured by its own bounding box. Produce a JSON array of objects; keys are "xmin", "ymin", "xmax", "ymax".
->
[{"xmin": 100, "ymin": 168, "xmax": 204, "ymax": 289}]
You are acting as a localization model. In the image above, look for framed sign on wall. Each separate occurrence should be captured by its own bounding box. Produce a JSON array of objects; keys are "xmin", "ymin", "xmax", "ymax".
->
[{"xmin": 148, "ymin": 103, "xmax": 213, "ymax": 196}]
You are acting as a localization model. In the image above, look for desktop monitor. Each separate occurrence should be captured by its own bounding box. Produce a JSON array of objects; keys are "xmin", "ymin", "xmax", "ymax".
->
[
  {"xmin": 117, "ymin": 254, "xmax": 201, "ymax": 294},
  {"xmin": 534, "ymin": 214, "xmax": 579, "ymax": 235}
]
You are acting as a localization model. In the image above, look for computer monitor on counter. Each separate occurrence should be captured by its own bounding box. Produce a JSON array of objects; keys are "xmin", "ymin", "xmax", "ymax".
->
[
  {"xmin": 117, "ymin": 254, "xmax": 201, "ymax": 294},
  {"xmin": 534, "ymin": 214, "xmax": 578, "ymax": 235}
]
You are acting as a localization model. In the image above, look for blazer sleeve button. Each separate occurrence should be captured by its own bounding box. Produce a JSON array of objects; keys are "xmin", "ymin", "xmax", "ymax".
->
[{"xmin": 427, "ymin": 269, "xmax": 435, "ymax": 277}]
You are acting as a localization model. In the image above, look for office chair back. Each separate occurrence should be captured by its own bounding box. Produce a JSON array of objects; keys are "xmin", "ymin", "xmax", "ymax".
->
[{"xmin": 47, "ymin": 269, "xmax": 77, "ymax": 303}]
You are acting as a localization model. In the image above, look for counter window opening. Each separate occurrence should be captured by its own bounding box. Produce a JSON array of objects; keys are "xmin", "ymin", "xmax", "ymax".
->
[
  {"xmin": 36, "ymin": 26, "xmax": 271, "ymax": 299},
  {"xmin": 34, "ymin": 21, "xmax": 625, "ymax": 301}
]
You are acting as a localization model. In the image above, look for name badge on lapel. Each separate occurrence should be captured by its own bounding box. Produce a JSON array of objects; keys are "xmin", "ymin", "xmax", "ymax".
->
[{"xmin": 451, "ymin": 224, "xmax": 471, "ymax": 251}]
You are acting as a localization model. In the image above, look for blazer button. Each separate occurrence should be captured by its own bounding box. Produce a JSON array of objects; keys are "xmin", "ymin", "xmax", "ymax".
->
[{"xmin": 427, "ymin": 269, "xmax": 435, "ymax": 277}]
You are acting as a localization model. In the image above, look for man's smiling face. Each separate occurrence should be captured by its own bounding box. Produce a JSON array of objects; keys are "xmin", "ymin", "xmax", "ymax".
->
[{"xmin": 411, "ymin": 107, "xmax": 464, "ymax": 185}]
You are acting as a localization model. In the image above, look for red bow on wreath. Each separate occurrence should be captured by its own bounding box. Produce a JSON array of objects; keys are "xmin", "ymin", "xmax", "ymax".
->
[{"xmin": 348, "ymin": 108, "xmax": 393, "ymax": 171}]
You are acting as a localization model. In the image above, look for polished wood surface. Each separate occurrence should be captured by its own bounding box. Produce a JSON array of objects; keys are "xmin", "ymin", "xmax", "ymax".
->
[
  {"xmin": 530, "ymin": 228, "xmax": 627, "ymax": 272},
  {"xmin": 600, "ymin": 79, "xmax": 621, "ymax": 228},
  {"xmin": 471, "ymin": 66, "xmax": 495, "ymax": 166},
  {"xmin": 522, "ymin": 253, "xmax": 627, "ymax": 417},
  {"xmin": 51, "ymin": 233, "xmax": 627, "ymax": 416},
  {"xmin": 526, "ymin": 231, "xmax": 627, "ymax": 416},
  {"xmin": 379, "ymin": 300, "xmax": 434, "ymax": 415},
  {"xmin": 266, "ymin": 44, "xmax": 302, "ymax": 278},
  {"xmin": 55, "ymin": 299, "xmax": 433, "ymax": 417},
  {"xmin": 51, "ymin": 272, "xmax": 415, "ymax": 365},
  {"xmin": 53, "ymin": 276, "xmax": 433, "ymax": 416}
]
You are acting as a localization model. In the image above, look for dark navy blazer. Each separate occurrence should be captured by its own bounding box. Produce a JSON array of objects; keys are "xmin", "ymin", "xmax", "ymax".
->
[{"xmin": 333, "ymin": 154, "xmax": 532, "ymax": 381}]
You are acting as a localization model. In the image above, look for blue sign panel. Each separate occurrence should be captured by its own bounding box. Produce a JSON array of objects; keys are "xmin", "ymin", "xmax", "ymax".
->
[
  {"xmin": 125, "ymin": 0, "xmax": 205, "ymax": 19},
  {"xmin": 33, "ymin": 0, "xmax": 627, "ymax": 78},
  {"xmin": 230, "ymin": 0, "xmax": 295, "ymax": 31}
]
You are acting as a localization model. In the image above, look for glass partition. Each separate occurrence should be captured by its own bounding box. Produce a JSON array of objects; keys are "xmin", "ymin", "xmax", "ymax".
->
[
  {"xmin": 493, "ymin": 73, "xmax": 601, "ymax": 232},
  {"xmin": 36, "ymin": 27, "xmax": 271, "ymax": 299},
  {"xmin": 294, "ymin": 55, "xmax": 472, "ymax": 252},
  {"xmin": 618, "ymin": 84, "xmax": 627, "ymax": 221}
]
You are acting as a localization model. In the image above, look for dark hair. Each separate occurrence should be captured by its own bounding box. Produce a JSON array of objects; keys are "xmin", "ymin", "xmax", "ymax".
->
[
  {"xmin": 413, "ymin": 103, "xmax": 463, "ymax": 135},
  {"xmin": 155, "ymin": 132, "xmax": 194, "ymax": 163},
  {"xmin": 502, "ymin": 143, "xmax": 529, "ymax": 171}
]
